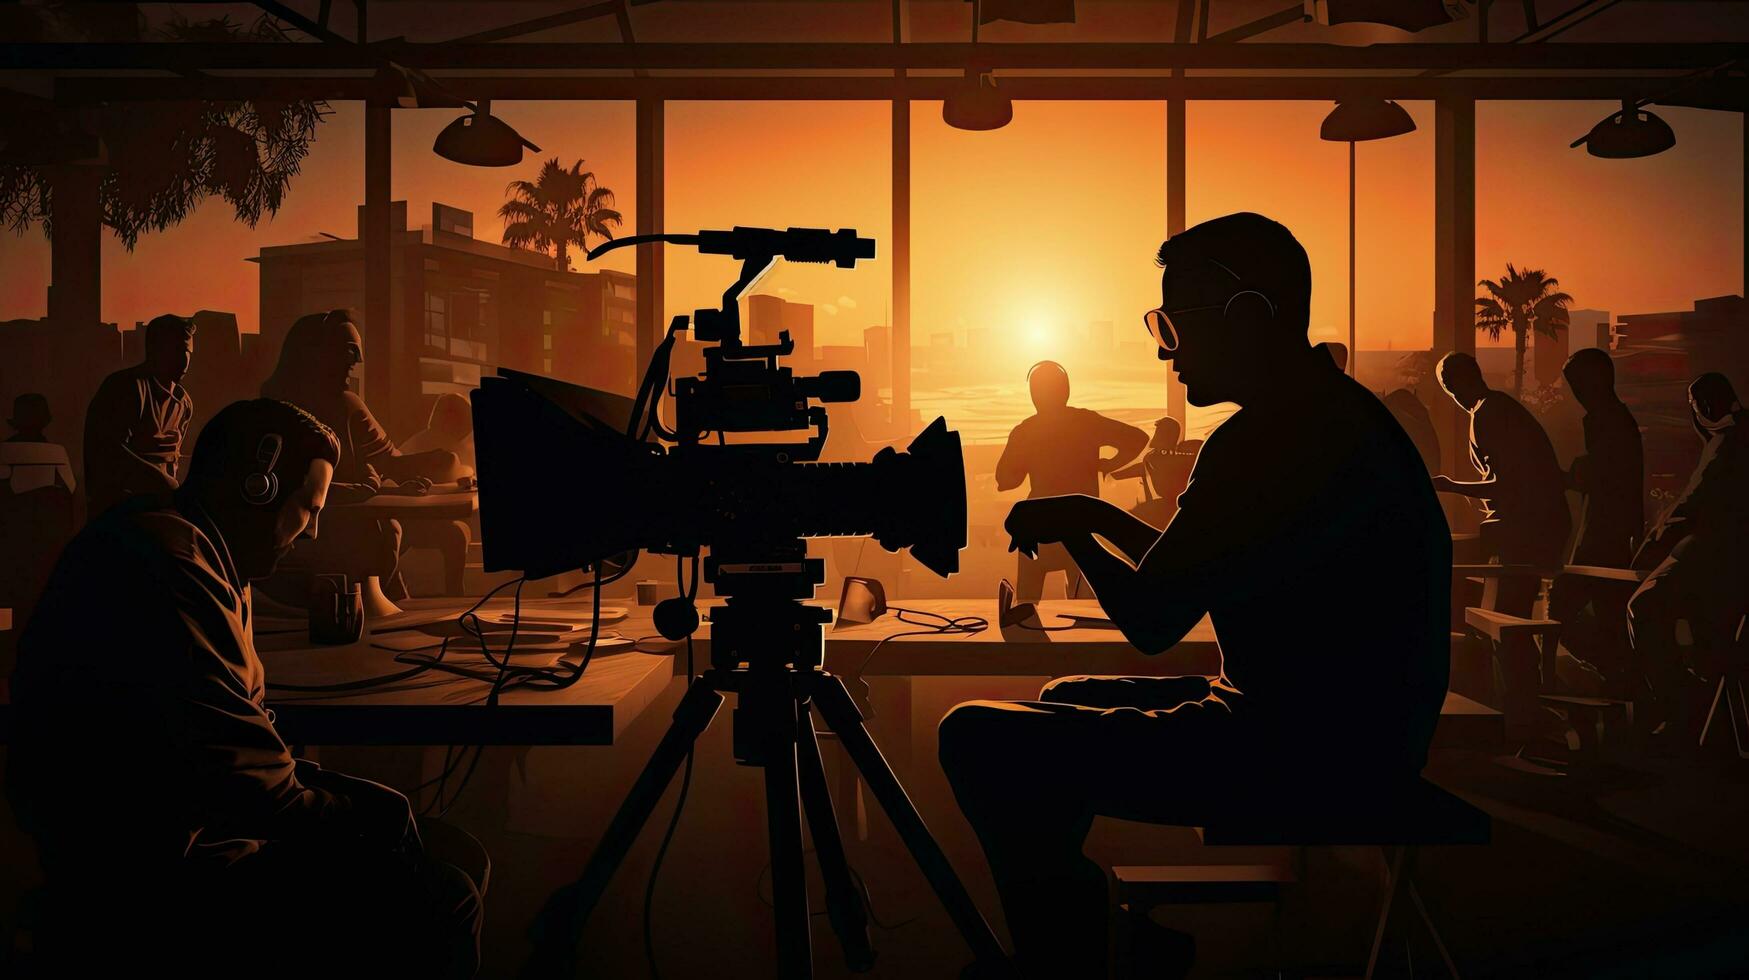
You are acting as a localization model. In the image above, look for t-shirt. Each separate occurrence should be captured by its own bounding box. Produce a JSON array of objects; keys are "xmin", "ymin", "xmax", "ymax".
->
[
  {"xmin": 998, "ymin": 407, "xmax": 1146, "ymax": 498},
  {"xmin": 0, "ymin": 440, "xmax": 76, "ymax": 494},
  {"xmin": 1170, "ymin": 367, "xmax": 1452, "ymax": 776},
  {"xmin": 82, "ymin": 364, "xmax": 193, "ymax": 517},
  {"xmin": 7, "ymin": 499, "xmax": 350, "ymax": 877}
]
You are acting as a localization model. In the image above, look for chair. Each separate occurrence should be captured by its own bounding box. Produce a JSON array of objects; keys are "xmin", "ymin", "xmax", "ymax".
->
[
  {"xmin": 1114, "ymin": 779, "xmax": 1490, "ymax": 979},
  {"xmin": 1698, "ymin": 615, "xmax": 1749, "ymax": 760}
]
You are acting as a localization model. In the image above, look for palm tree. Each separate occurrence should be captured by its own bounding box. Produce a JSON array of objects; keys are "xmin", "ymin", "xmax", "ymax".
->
[
  {"xmin": 1475, "ymin": 263, "xmax": 1574, "ymax": 399},
  {"xmin": 498, "ymin": 158, "xmax": 623, "ymax": 272}
]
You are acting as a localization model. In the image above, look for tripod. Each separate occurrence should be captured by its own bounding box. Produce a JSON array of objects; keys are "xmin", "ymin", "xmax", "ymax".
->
[{"xmin": 522, "ymin": 594, "xmax": 1013, "ymax": 979}]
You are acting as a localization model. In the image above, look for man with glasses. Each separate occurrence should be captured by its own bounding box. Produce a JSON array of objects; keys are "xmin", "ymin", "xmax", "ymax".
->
[{"xmin": 938, "ymin": 212, "xmax": 1450, "ymax": 978}]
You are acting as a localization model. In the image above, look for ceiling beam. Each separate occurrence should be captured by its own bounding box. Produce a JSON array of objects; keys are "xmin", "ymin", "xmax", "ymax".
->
[
  {"xmin": 445, "ymin": 2, "xmax": 621, "ymax": 44},
  {"xmin": 49, "ymin": 72, "xmax": 1731, "ymax": 103},
  {"xmin": 4, "ymin": 41, "xmax": 1744, "ymax": 72}
]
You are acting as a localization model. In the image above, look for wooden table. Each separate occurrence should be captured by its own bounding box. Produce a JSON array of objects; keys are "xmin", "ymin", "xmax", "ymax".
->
[{"xmin": 258, "ymin": 596, "xmax": 671, "ymax": 746}]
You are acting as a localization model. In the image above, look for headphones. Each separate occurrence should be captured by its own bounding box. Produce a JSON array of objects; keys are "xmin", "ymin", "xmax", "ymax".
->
[
  {"xmin": 241, "ymin": 433, "xmax": 284, "ymax": 506},
  {"xmin": 1207, "ymin": 259, "xmax": 1279, "ymax": 321}
]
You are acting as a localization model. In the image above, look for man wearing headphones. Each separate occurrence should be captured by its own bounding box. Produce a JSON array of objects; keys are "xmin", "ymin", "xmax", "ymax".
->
[
  {"xmin": 9, "ymin": 399, "xmax": 484, "ymax": 976},
  {"xmin": 939, "ymin": 214, "xmax": 1450, "ymax": 977}
]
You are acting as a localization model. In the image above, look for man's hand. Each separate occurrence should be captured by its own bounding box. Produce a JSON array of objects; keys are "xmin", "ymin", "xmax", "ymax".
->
[
  {"xmin": 1005, "ymin": 496, "xmax": 1085, "ymax": 558},
  {"xmin": 305, "ymin": 769, "xmax": 423, "ymax": 857},
  {"xmin": 385, "ymin": 476, "xmax": 434, "ymax": 496},
  {"xmin": 1430, "ymin": 475, "xmax": 1459, "ymax": 495}
]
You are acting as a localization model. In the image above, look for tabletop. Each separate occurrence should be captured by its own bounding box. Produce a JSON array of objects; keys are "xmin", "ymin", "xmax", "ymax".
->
[
  {"xmin": 339, "ymin": 487, "xmax": 478, "ymax": 521},
  {"xmin": 258, "ymin": 597, "xmax": 671, "ymax": 746}
]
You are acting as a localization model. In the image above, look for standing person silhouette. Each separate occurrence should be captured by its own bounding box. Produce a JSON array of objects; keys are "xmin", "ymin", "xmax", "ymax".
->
[
  {"xmin": 995, "ymin": 361, "xmax": 1147, "ymax": 601},
  {"xmin": 1432, "ymin": 351, "xmax": 1570, "ymax": 734},
  {"xmin": 940, "ymin": 213, "xmax": 1449, "ymax": 978},
  {"xmin": 1546, "ymin": 349, "xmax": 1645, "ymax": 691},
  {"xmin": 82, "ymin": 313, "xmax": 196, "ymax": 519}
]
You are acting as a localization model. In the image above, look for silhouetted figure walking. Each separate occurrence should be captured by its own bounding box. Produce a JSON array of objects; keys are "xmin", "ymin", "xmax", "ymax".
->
[
  {"xmin": 941, "ymin": 213, "xmax": 1450, "ymax": 978},
  {"xmin": 82, "ymin": 313, "xmax": 196, "ymax": 519},
  {"xmin": 996, "ymin": 360, "xmax": 1147, "ymax": 600},
  {"xmin": 1628, "ymin": 372, "xmax": 1749, "ymax": 735},
  {"xmin": 8, "ymin": 399, "xmax": 483, "ymax": 976},
  {"xmin": 1433, "ymin": 351, "xmax": 1569, "ymax": 733}
]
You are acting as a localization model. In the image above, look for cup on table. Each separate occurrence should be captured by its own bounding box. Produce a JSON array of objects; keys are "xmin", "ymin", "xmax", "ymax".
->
[
  {"xmin": 636, "ymin": 580, "xmax": 660, "ymax": 606},
  {"xmin": 310, "ymin": 574, "xmax": 365, "ymax": 644}
]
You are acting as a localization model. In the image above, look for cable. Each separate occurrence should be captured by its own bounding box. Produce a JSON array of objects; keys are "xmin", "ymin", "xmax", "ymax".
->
[{"xmin": 853, "ymin": 606, "xmax": 988, "ymax": 676}]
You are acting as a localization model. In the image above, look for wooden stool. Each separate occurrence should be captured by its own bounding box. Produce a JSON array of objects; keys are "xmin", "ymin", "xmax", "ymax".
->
[
  {"xmin": 1539, "ymin": 694, "xmax": 1633, "ymax": 758},
  {"xmin": 1198, "ymin": 780, "xmax": 1491, "ymax": 980}
]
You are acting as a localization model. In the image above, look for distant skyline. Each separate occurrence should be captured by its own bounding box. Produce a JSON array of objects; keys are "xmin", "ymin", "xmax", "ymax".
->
[{"xmin": 0, "ymin": 100, "xmax": 1740, "ymax": 356}]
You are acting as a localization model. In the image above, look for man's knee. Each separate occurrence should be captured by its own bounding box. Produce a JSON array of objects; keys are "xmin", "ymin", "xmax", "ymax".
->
[
  {"xmin": 938, "ymin": 700, "xmax": 1022, "ymax": 781},
  {"xmin": 1040, "ymin": 675, "xmax": 1096, "ymax": 702}
]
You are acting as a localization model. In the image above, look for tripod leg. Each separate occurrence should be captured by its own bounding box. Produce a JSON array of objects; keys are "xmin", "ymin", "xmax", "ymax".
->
[
  {"xmin": 522, "ymin": 677, "xmax": 724, "ymax": 978},
  {"xmin": 811, "ymin": 674, "xmax": 1014, "ymax": 975},
  {"xmin": 764, "ymin": 701, "xmax": 814, "ymax": 980},
  {"xmin": 796, "ymin": 704, "xmax": 877, "ymax": 972}
]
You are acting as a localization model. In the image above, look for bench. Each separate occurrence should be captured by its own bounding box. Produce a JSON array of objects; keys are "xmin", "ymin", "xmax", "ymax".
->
[
  {"xmin": 1464, "ymin": 606, "xmax": 1563, "ymax": 690},
  {"xmin": 1116, "ymin": 779, "xmax": 1490, "ymax": 979}
]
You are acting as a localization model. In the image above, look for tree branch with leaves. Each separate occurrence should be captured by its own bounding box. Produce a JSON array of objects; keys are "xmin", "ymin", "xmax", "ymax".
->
[
  {"xmin": 1475, "ymin": 262, "xmax": 1574, "ymax": 399},
  {"xmin": 498, "ymin": 158, "xmax": 623, "ymax": 272}
]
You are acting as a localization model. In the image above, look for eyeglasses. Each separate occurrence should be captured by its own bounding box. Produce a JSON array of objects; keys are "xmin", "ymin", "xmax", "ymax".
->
[{"xmin": 1142, "ymin": 304, "xmax": 1225, "ymax": 353}]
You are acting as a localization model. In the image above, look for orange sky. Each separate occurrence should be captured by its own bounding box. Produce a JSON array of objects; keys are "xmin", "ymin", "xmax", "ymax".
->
[{"xmin": 0, "ymin": 99, "xmax": 1740, "ymax": 354}]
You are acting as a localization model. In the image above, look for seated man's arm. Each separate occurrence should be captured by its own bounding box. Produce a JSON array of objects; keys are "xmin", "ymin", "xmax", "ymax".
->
[
  {"xmin": 1097, "ymin": 415, "xmax": 1151, "ymax": 476},
  {"xmin": 342, "ymin": 393, "xmax": 457, "ymax": 485}
]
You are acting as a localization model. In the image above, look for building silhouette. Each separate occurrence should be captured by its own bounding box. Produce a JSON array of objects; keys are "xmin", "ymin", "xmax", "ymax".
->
[{"xmin": 254, "ymin": 201, "xmax": 638, "ymax": 435}]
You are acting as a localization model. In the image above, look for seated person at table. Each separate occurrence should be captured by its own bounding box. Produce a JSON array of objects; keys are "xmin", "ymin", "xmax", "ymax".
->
[
  {"xmin": 0, "ymin": 393, "xmax": 79, "ymax": 620},
  {"xmin": 1109, "ymin": 415, "xmax": 1197, "ymax": 528},
  {"xmin": 400, "ymin": 393, "xmax": 476, "ymax": 595},
  {"xmin": 7, "ymin": 399, "xmax": 483, "ymax": 976},
  {"xmin": 261, "ymin": 309, "xmax": 461, "ymax": 601},
  {"xmin": 939, "ymin": 213, "xmax": 1450, "ymax": 979},
  {"xmin": 83, "ymin": 312, "xmax": 196, "ymax": 519},
  {"xmin": 1628, "ymin": 372, "xmax": 1749, "ymax": 736},
  {"xmin": 996, "ymin": 360, "xmax": 1148, "ymax": 601},
  {"xmin": 2, "ymin": 393, "xmax": 77, "ymax": 495}
]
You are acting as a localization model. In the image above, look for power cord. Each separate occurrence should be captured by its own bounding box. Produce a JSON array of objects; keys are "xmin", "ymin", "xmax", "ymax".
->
[{"xmin": 853, "ymin": 606, "xmax": 989, "ymax": 676}]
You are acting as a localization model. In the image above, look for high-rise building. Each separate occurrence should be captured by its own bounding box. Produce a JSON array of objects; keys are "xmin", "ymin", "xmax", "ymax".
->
[
  {"xmin": 863, "ymin": 325, "xmax": 891, "ymax": 390},
  {"xmin": 1566, "ymin": 309, "xmax": 1611, "ymax": 354}
]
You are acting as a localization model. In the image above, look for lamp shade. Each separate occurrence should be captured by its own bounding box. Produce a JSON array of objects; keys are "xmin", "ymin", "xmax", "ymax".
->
[
  {"xmin": 1312, "ymin": 0, "xmax": 1462, "ymax": 32},
  {"xmin": 1571, "ymin": 101, "xmax": 1676, "ymax": 159},
  {"xmin": 1320, "ymin": 99, "xmax": 1417, "ymax": 142},
  {"xmin": 943, "ymin": 73, "xmax": 1013, "ymax": 131},
  {"xmin": 433, "ymin": 103, "xmax": 541, "ymax": 167}
]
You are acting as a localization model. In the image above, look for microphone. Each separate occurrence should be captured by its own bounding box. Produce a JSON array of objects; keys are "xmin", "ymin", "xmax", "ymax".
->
[{"xmin": 693, "ymin": 226, "xmax": 876, "ymax": 267}]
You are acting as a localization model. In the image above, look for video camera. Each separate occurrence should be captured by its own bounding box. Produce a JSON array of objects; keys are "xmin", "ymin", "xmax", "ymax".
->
[{"xmin": 470, "ymin": 226, "xmax": 967, "ymax": 610}]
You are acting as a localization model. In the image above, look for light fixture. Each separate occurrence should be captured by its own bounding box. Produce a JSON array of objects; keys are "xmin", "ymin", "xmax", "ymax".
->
[
  {"xmin": 433, "ymin": 100, "xmax": 542, "ymax": 167},
  {"xmin": 1321, "ymin": 99, "xmax": 1417, "ymax": 377},
  {"xmin": 943, "ymin": 71, "xmax": 1012, "ymax": 131},
  {"xmin": 1310, "ymin": 0, "xmax": 1465, "ymax": 33},
  {"xmin": 1571, "ymin": 100, "xmax": 1676, "ymax": 158},
  {"xmin": 1320, "ymin": 98, "xmax": 1417, "ymax": 142}
]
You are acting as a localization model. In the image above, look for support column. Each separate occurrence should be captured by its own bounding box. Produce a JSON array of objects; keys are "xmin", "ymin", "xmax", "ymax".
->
[
  {"xmin": 1165, "ymin": 94, "xmax": 1187, "ymax": 428},
  {"xmin": 636, "ymin": 96, "xmax": 665, "ymax": 380},
  {"xmin": 892, "ymin": 96, "xmax": 911, "ymax": 437},
  {"xmin": 362, "ymin": 103, "xmax": 393, "ymax": 425},
  {"xmin": 47, "ymin": 165, "xmax": 102, "ymax": 329},
  {"xmin": 1434, "ymin": 96, "xmax": 1476, "ymax": 475}
]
